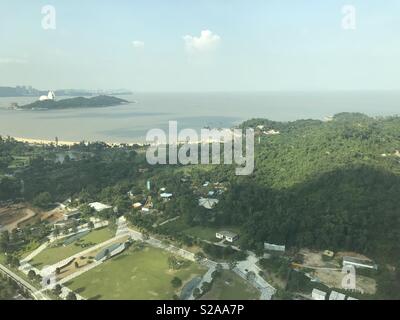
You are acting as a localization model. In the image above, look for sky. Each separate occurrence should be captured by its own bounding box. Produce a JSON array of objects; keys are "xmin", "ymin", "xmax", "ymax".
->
[{"xmin": 0, "ymin": 0, "xmax": 399, "ymax": 92}]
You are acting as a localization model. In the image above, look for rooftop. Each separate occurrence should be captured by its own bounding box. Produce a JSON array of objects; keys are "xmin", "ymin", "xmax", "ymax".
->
[
  {"xmin": 217, "ymin": 230, "xmax": 238, "ymax": 238},
  {"xmin": 89, "ymin": 202, "xmax": 112, "ymax": 212},
  {"xmin": 198, "ymin": 197, "xmax": 219, "ymax": 209}
]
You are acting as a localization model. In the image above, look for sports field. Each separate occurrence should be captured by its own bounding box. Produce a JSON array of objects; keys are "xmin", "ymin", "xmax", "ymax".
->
[
  {"xmin": 29, "ymin": 228, "xmax": 114, "ymax": 269},
  {"xmin": 67, "ymin": 246, "xmax": 206, "ymax": 300},
  {"xmin": 201, "ymin": 270, "xmax": 260, "ymax": 300}
]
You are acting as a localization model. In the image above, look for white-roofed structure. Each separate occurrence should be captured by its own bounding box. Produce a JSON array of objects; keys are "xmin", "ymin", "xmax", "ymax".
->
[
  {"xmin": 347, "ymin": 296, "xmax": 358, "ymax": 301},
  {"xmin": 216, "ymin": 230, "xmax": 239, "ymax": 243},
  {"xmin": 160, "ymin": 193, "xmax": 173, "ymax": 198},
  {"xmin": 264, "ymin": 242, "xmax": 286, "ymax": 252},
  {"xmin": 312, "ymin": 288, "xmax": 327, "ymax": 300},
  {"xmin": 342, "ymin": 256, "xmax": 377, "ymax": 270},
  {"xmin": 329, "ymin": 291, "xmax": 346, "ymax": 300},
  {"xmin": 198, "ymin": 197, "xmax": 219, "ymax": 210},
  {"xmin": 39, "ymin": 91, "xmax": 56, "ymax": 101},
  {"xmin": 89, "ymin": 202, "xmax": 112, "ymax": 212}
]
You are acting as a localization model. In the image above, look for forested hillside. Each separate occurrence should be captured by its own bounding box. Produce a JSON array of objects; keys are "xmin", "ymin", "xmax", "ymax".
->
[{"xmin": 215, "ymin": 113, "xmax": 400, "ymax": 262}]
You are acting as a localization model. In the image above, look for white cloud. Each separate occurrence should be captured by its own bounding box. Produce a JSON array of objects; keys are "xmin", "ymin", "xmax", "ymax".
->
[
  {"xmin": 183, "ymin": 30, "xmax": 221, "ymax": 53},
  {"xmin": 132, "ymin": 40, "xmax": 145, "ymax": 49},
  {"xmin": 0, "ymin": 57, "xmax": 28, "ymax": 64}
]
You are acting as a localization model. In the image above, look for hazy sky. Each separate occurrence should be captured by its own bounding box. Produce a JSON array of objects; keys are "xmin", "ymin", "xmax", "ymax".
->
[{"xmin": 0, "ymin": 0, "xmax": 399, "ymax": 92}]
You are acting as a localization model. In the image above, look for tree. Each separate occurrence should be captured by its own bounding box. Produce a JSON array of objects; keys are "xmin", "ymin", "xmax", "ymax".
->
[
  {"xmin": 27, "ymin": 270, "xmax": 36, "ymax": 280},
  {"xmin": 66, "ymin": 292, "xmax": 77, "ymax": 300},
  {"xmin": 194, "ymin": 252, "xmax": 205, "ymax": 262},
  {"xmin": 246, "ymin": 271, "xmax": 256, "ymax": 282},
  {"xmin": 167, "ymin": 256, "xmax": 179, "ymax": 270},
  {"xmin": 193, "ymin": 288, "xmax": 201, "ymax": 299},
  {"xmin": 201, "ymin": 282, "xmax": 212, "ymax": 294},
  {"xmin": 229, "ymin": 260, "xmax": 238, "ymax": 270},
  {"xmin": 32, "ymin": 192, "xmax": 52, "ymax": 209},
  {"xmin": 53, "ymin": 284, "xmax": 62, "ymax": 296},
  {"xmin": 171, "ymin": 277, "xmax": 182, "ymax": 288}
]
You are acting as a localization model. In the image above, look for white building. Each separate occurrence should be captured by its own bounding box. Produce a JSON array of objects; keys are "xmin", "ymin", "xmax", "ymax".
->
[
  {"xmin": 160, "ymin": 193, "xmax": 173, "ymax": 199},
  {"xmin": 343, "ymin": 256, "xmax": 377, "ymax": 270},
  {"xmin": 263, "ymin": 129, "xmax": 280, "ymax": 135},
  {"xmin": 132, "ymin": 202, "xmax": 142, "ymax": 209},
  {"xmin": 329, "ymin": 291, "xmax": 346, "ymax": 300},
  {"xmin": 88, "ymin": 202, "xmax": 112, "ymax": 212},
  {"xmin": 216, "ymin": 230, "xmax": 239, "ymax": 243},
  {"xmin": 39, "ymin": 91, "xmax": 56, "ymax": 101},
  {"xmin": 312, "ymin": 288, "xmax": 327, "ymax": 300},
  {"xmin": 198, "ymin": 197, "xmax": 219, "ymax": 210},
  {"xmin": 264, "ymin": 242, "xmax": 286, "ymax": 252}
]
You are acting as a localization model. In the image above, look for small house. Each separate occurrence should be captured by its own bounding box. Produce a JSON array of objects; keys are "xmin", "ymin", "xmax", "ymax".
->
[{"xmin": 216, "ymin": 231, "xmax": 239, "ymax": 243}]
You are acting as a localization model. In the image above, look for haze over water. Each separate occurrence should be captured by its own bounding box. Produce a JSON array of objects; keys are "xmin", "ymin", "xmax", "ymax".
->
[{"xmin": 0, "ymin": 91, "xmax": 399, "ymax": 143}]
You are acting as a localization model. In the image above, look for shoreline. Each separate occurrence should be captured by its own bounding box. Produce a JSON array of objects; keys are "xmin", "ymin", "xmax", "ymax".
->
[
  {"xmin": 6, "ymin": 134, "xmax": 245, "ymax": 148},
  {"xmin": 9, "ymin": 136, "xmax": 147, "ymax": 147}
]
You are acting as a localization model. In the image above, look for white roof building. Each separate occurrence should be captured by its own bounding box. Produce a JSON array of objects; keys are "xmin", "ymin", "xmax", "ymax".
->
[
  {"xmin": 329, "ymin": 291, "xmax": 346, "ymax": 300},
  {"xmin": 39, "ymin": 91, "xmax": 56, "ymax": 101},
  {"xmin": 264, "ymin": 242, "xmax": 286, "ymax": 252},
  {"xmin": 343, "ymin": 256, "xmax": 377, "ymax": 270},
  {"xmin": 347, "ymin": 296, "xmax": 358, "ymax": 301},
  {"xmin": 216, "ymin": 230, "xmax": 239, "ymax": 243},
  {"xmin": 312, "ymin": 288, "xmax": 327, "ymax": 300},
  {"xmin": 89, "ymin": 202, "xmax": 112, "ymax": 212},
  {"xmin": 160, "ymin": 193, "xmax": 173, "ymax": 199},
  {"xmin": 198, "ymin": 197, "xmax": 219, "ymax": 210},
  {"xmin": 132, "ymin": 202, "xmax": 142, "ymax": 209}
]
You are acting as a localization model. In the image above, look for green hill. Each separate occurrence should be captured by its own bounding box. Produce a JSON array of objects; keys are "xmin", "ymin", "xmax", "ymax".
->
[
  {"xmin": 19, "ymin": 95, "xmax": 129, "ymax": 110},
  {"xmin": 206, "ymin": 113, "xmax": 400, "ymax": 262}
]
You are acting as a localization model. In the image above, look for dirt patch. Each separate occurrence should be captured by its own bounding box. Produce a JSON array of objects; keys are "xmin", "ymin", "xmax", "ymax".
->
[
  {"xmin": 41, "ymin": 207, "xmax": 65, "ymax": 223},
  {"xmin": 0, "ymin": 204, "xmax": 37, "ymax": 231},
  {"xmin": 300, "ymin": 249, "xmax": 340, "ymax": 268},
  {"xmin": 314, "ymin": 269, "xmax": 376, "ymax": 295}
]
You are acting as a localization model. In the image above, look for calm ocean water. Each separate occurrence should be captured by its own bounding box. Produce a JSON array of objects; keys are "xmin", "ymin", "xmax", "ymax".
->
[{"xmin": 0, "ymin": 92, "xmax": 399, "ymax": 143}]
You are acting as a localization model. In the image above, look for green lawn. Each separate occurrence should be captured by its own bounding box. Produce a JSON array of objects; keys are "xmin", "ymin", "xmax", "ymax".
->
[
  {"xmin": 67, "ymin": 246, "xmax": 206, "ymax": 300},
  {"xmin": 201, "ymin": 270, "xmax": 260, "ymax": 300},
  {"xmin": 30, "ymin": 228, "xmax": 114, "ymax": 269}
]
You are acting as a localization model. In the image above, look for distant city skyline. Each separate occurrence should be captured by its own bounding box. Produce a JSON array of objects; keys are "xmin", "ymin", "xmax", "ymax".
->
[{"xmin": 0, "ymin": 1, "xmax": 399, "ymax": 92}]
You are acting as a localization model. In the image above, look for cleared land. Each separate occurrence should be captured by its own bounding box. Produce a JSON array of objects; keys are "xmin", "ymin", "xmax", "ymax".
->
[
  {"xmin": 0, "ymin": 204, "xmax": 37, "ymax": 231},
  {"xmin": 201, "ymin": 270, "xmax": 259, "ymax": 300},
  {"xmin": 159, "ymin": 219, "xmax": 240, "ymax": 242},
  {"xmin": 67, "ymin": 246, "xmax": 206, "ymax": 300},
  {"xmin": 29, "ymin": 228, "xmax": 114, "ymax": 269}
]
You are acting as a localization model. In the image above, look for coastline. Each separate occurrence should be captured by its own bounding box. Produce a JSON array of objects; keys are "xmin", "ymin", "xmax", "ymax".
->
[
  {"xmin": 9, "ymin": 136, "xmax": 147, "ymax": 147},
  {"xmin": 7, "ymin": 134, "xmax": 244, "ymax": 148}
]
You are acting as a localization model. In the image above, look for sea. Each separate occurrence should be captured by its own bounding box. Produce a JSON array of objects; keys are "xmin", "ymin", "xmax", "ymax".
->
[{"xmin": 0, "ymin": 91, "xmax": 399, "ymax": 143}]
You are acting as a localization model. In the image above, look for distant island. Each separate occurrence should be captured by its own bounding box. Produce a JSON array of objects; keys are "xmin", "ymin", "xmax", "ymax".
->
[
  {"xmin": 16, "ymin": 95, "xmax": 129, "ymax": 110},
  {"xmin": 0, "ymin": 86, "xmax": 132, "ymax": 97}
]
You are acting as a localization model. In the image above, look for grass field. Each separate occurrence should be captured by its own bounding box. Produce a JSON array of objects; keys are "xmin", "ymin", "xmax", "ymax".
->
[
  {"xmin": 67, "ymin": 246, "xmax": 206, "ymax": 300},
  {"xmin": 201, "ymin": 270, "xmax": 260, "ymax": 300},
  {"xmin": 30, "ymin": 228, "xmax": 114, "ymax": 269}
]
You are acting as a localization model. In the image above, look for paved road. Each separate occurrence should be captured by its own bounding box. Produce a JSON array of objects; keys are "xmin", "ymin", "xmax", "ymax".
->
[{"xmin": 0, "ymin": 263, "xmax": 49, "ymax": 300}]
